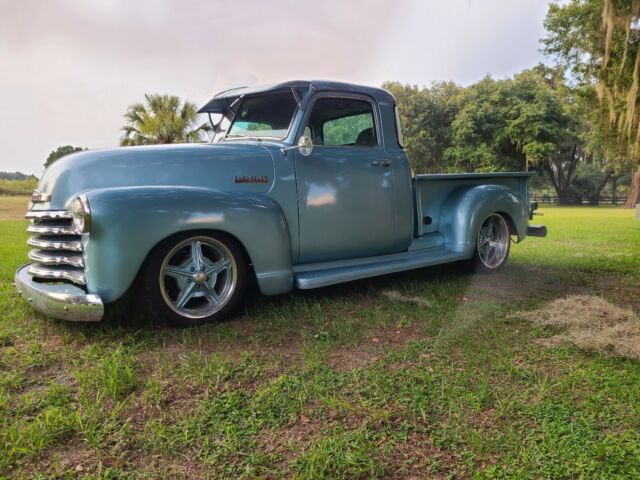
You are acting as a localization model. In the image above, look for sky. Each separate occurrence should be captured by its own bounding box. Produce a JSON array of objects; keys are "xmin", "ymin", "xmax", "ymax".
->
[{"xmin": 0, "ymin": 0, "xmax": 551, "ymax": 175}]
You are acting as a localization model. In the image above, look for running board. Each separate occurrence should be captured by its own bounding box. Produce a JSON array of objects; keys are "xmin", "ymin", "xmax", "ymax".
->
[{"xmin": 294, "ymin": 247, "xmax": 467, "ymax": 289}]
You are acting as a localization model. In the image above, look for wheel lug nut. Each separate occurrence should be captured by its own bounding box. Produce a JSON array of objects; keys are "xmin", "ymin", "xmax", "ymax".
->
[
  {"xmin": 201, "ymin": 265, "xmax": 205, "ymax": 271},
  {"xmin": 187, "ymin": 279, "xmax": 191, "ymax": 283}
]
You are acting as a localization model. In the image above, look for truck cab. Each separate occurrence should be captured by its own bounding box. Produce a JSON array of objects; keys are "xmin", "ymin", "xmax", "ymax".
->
[{"xmin": 15, "ymin": 80, "xmax": 545, "ymax": 326}]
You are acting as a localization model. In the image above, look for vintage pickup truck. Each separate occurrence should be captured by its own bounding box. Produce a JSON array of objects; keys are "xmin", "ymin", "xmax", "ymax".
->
[{"xmin": 15, "ymin": 80, "xmax": 546, "ymax": 325}]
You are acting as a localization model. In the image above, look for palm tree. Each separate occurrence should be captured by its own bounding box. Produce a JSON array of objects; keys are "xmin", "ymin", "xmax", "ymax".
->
[{"xmin": 120, "ymin": 94, "xmax": 211, "ymax": 146}]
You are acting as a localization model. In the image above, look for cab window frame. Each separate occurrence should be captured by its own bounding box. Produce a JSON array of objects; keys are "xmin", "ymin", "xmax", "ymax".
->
[{"xmin": 298, "ymin": 92, "xmax": 383, "ymax": 149}]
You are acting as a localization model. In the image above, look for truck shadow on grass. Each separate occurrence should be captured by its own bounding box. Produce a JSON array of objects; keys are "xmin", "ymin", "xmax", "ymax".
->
[{"xmin": 69, "ymin": 260, "xmax": 599, "ymax": 351}]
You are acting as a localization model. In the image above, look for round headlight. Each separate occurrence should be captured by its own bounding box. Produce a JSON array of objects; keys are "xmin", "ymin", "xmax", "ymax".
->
[{"xmin": 70, "ymin": 195, "xmax": 91, "ymax": 234}]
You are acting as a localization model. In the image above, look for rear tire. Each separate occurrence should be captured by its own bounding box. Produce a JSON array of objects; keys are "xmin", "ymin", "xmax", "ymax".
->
[
  {"xmin": 468, "ymin": 213, "xmax": 511, "ymax": 273},
  {"xmin": 143, "ymin": 232, "xmax": 248, "ymax": 327}
]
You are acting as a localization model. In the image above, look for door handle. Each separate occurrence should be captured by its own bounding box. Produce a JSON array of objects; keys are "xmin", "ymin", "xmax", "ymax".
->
[{"xmin": 371, "ymin": 160, "xmax": 392, "ymax": 168}]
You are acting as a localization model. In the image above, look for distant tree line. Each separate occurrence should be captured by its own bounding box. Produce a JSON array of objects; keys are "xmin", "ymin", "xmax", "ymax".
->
[
  {"xmin": 45, "ymin": 145, "xmax": 87, "ymax": 168},
  {"xmin": 0, "ymin": 171, "xmax": 37, "ymax": 181},
  {"xmin": 384, "ymin": 64, "xmax": 631, "ymax": 205}
]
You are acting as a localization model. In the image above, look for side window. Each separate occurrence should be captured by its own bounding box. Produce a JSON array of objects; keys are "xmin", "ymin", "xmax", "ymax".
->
[{"xmin": 307, "ymin": 98, "xmax": 377, "ymax": 147}]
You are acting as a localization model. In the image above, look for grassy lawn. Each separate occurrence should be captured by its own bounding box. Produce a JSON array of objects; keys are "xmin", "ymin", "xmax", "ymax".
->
[{"xmin": 0, "ymin": 203, "xmax": 639, "ymax": 479}]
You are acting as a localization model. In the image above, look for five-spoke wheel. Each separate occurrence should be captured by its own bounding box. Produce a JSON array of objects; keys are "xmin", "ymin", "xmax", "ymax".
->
[
  {"xmin": 470, "ymin": 213, "xmax": 511, "ymax": 272},
  {"xmin": 144, "ymin": 232, "xmax": 247, "ymax": 326}
]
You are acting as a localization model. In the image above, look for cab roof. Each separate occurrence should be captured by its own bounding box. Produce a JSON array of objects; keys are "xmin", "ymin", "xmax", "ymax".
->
[{"xmin": 197, "ymin": 80, "xmax": 395, "ymax": 114}]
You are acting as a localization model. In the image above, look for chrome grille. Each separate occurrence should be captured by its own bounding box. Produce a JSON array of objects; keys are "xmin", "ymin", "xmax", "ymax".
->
[{"xmin": 26, "ymin": 210, "xmax": 86, "ymax": 286}]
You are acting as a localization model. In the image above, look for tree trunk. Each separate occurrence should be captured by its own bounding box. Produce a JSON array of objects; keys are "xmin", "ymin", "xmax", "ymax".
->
[
  {"xmin": 627, "ymin": 167, "xmax": 640, "ymax": 208},
  {"xmin": 589, "ymin": 171, "xmax": 611, "ymax": 205},
  {"xmin": 544, "ymin": 147, "xmax": 581, "ymax": 204}
]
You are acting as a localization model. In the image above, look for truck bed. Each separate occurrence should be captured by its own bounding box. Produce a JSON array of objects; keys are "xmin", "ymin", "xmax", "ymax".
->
[{"xmin": 413, "ymin": 172, "xmax": 533, "ymax": 236}]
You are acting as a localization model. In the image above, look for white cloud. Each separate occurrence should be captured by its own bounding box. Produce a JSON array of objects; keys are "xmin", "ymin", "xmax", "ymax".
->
[{"xmin": 0, "ymin": 0, "xmax": 550, "ymax": 175}]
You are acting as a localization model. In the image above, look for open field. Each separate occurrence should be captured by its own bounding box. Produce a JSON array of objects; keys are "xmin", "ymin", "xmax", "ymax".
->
[
  {"xmin": 0, "ymin": 204, "xmax": 639, "ymax": 479},
  {"xmin": 0, "ymin": 196, "xmax": 29, "ymax": 221}
]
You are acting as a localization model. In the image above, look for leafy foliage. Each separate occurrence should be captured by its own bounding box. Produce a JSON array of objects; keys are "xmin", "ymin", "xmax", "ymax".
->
[
  {"xmin": 322, "ymin": 113, "xmax": 373, "ymax": 146},
  {"xmin": 383, "ymin": 81, "xmax": 460, "ymax": 173},
  {"xmin": 44, "ymin": 145, "xmax": 86, "ymax": 169},
  {"xmin": 385, "ymin": 66, "xmax": 615, "ymax": 203},
  {"xmin": 543, "ymin": 0, "xmax": 640, "ymax": 206},
  {"xmin": 120, "ymin": 94, "xmax": 211, "ymax": 146}
]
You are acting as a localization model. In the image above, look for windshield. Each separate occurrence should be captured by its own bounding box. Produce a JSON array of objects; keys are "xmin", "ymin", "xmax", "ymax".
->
[{"xmin": 222, "ymin": 92, "xmax": 298, "ymax": 141}]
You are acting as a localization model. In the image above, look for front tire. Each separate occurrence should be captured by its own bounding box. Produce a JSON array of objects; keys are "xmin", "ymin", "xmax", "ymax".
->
[
  {"xmin": 143, "ymin": 232, "xmax": 248, "ymax": 326},
  {"xmin": 468, "ymin": 213, "xmax": 511, "ymax": 273}
]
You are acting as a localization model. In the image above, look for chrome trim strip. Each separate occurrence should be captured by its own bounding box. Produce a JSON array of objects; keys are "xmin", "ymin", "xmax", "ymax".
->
[
  {"xmin": 25, "ymin": 210, "xmax": 73, "ymax": 220},
  {"xmin": 27, "ymin": 264, "xmax": 86, "ymax": 285},
  {"xmin": 28, "ymin": 236, "xmax": 82, "ymax": 252},
  {"xmin": 27, "ymin": 224, "xmax": 78, "ymax": 235},
  {"xmin": 14, "ymin": 265, "xmax": 103, "ymax": 322},
  {"xmin": 28, "ymin": 250, "xmax": 84, "ymax": 268}
]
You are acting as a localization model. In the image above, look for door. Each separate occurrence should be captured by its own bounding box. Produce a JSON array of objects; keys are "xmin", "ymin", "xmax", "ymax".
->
[{"xmin": 294, "ymin": 95, "xmax": 396, "ymax": 263}]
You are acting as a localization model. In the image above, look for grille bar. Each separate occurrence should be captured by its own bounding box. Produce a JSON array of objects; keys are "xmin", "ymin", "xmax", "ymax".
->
[
  {"xmin": 27, "ymin": 264, "xmax": 86, "ymax": 285},
  {"xmin": 25, "ymin": 209, "xmax": 86, "ymax": 287},
  {"xmin": 27, "ymin": 224, "xmax": 78, "ymax": 235},
  {"xmin": 28, "ymin": 250, "xmax": 84, "ymax": 268},
  {"xmin": 27, "ymin": 236, "xmax": 82, "ymax": 252}
]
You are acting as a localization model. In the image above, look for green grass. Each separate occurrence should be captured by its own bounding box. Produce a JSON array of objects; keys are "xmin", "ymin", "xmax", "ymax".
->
[{"xmin": 0, "ymin": 204, "xmax": 638, "ymax": 478}]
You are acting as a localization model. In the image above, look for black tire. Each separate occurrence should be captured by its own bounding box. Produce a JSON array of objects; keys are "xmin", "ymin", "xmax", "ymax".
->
[
  {"xmin": 143, "ymin": 231, "xmax": 248, "ymax": 327},
  {"xmin": 467, "ymin": 213, "xmax": 511, "ymax": 273}
]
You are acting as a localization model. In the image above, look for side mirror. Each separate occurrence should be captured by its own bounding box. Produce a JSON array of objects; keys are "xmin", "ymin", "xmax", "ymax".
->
[
  {"xmin": 280, "ymin": 135, "xmax": 314, "ymax": 156},
  {"xmin": 297, "ymin": 135, "xmax": 313, "ymax": 156}
]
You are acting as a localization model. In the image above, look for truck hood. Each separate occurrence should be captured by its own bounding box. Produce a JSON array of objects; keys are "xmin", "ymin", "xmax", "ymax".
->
[{"xmin": 36, "ymin": 143, "xmax": 277, "ymax": 209}]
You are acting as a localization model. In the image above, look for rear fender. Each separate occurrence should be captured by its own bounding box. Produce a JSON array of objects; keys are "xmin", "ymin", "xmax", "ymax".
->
[
  {"xmin": 438, "ymin": 184, "xmax": 528, "ymax": 257},
  {"xmin": 82, "ymin": 186, "xmax": 293, "ymax": 303}
]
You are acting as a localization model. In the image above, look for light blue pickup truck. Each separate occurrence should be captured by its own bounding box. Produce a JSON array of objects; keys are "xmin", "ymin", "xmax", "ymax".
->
[{"xmin": 15, "ymin": 81, "xmax": 546, "ymax": 326}]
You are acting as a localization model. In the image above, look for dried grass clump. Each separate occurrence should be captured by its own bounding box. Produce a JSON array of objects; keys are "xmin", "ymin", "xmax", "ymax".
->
[
  {"xmin": 517, "ymin": 295, "xmax": 640, "ymax": 360},
  {"xmin": 382, "ymin": 290, "xmax": 432, "ymax": 307}
]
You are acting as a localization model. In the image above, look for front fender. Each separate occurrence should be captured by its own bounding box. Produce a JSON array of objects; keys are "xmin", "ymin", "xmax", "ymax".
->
[
  {"xmin": 82, "ymin": 186, "xmax": 293, "ymax": 303},
  {"xmin": 439, "ymin": 185, "xmax": 528, "ymax": 257}
]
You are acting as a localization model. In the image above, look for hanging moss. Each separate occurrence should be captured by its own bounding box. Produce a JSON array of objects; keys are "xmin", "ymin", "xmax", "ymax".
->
[{"xmin": 599, "ymin": 0, "xmax": 640, "ymax": 155}]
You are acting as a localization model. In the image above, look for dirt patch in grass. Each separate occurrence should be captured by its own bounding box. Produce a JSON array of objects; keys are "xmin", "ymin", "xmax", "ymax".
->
[
  {"xmin": 465, "ymin": 264, "xmax": 587, "ymax": 302},
  {"xmin": 516, "ymin": 295, "xmax": 640, "ymax": 360},
  {"xmin": 326, "ymin": 325, "xmax": 427, "ymax": 372}
]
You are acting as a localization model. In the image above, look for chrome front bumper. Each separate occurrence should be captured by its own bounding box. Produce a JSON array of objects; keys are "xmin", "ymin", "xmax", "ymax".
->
[{"xmin": 14, "ymin": 265, "xmax": 104, "ymax": 322}]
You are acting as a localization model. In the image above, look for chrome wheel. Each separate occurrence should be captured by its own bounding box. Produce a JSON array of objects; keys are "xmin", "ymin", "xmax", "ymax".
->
[
  {"xmin": 159, "ymin": 236, "xmax": 237, "ymax": 319},
  {"xmin": 476, "ymin": 214, "xmax": 510, "ymax": 269}
]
